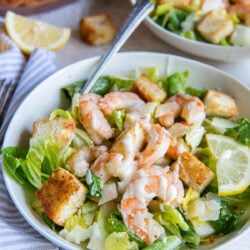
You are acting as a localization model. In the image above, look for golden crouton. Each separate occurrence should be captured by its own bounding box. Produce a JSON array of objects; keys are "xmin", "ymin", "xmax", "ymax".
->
[
  {"xmin": 172, "ymin": 152, "xmax": 214, "ymax": 193},
  {"xmin": 203, "ymin": 89, "xmax": 238, "ymax": 118},
  {"xmin": 32, "ymin": 117, "xmax": 76, "ymax": 150},
  {"xmin": 79, "ymin": 13, "xmax": 116, "ymax": 46},
  {"xmin": 133, "ymin": 74, "xmax": 166, "ymax": 102},
  {"xmin": 36, "ymin": 167, "xmax": 88, "ymax": 226},
  {"xmin": 197, "ymin": 11, "xmax": 234, "ymax": 44}
]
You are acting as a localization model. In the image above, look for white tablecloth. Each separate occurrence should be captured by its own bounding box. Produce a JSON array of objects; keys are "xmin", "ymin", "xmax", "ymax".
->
[{"xmin": 4, "ymin": 0, "xmax": 250, "ymax": 249}]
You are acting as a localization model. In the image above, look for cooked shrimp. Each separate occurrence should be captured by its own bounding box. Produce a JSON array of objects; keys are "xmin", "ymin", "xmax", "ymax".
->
[
  {"xmin": 111, "ymin": 122, "xmax": 144, "ymax": 161},
  {"xmin": 79, "ymin": 93, "xmax": 113, "ymax": 145},
  {"xmin": 155, "ymin": 94, "xmax": 205, "ymax": 128},
  {"xmin": 66, "ymin": 147, "xmax": 92, "ymax": 177},
  {"xmin": 91, "ymin": 151, "xmax": 124, "ymax": 184},
  {"xmin": 137, "ymin": 124, "xmax": 171, "ymax": 168},
  {"xmin": 227, "ymin": 1, "xmax": 250, "ymax": 26},
  {"xmin": 121, "ymin": 165, "xmax": 184, "ymax": 244},
  {"xmin": 66, "ymin": 145, "xmax": 108, "ymax": 178},
  {"xmin": 91, "ymin": 123, "xmax": 144, "ymax": 191},
  {"xmin": 99, "ymin": 91, "xmax": 145, "ymax": 115}
]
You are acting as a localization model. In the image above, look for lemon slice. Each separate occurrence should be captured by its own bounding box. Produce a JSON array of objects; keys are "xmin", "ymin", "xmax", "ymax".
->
[
  {"xmin": 5, "ymin": 11, "xmax": 71, "ymax": 54},
  {"xmin": 206, "ymin": 134, "xmax": 250, "ymax": 196}
]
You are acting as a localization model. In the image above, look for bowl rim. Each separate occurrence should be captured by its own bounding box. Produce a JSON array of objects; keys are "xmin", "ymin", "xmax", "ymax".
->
[
  {"xmin": 144, "ymin": 16, "xmax": 250, "ymax": 50},
  {"xmin": 2, "ymin": 51, "xmax": 250, "ymax": 250}
]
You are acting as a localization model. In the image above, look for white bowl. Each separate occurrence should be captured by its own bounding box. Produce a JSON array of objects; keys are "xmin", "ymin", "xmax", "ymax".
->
[
  {"xmin": 130, "ymin": 0, "xmax": 250, "ymax": 61},
  {"xmin": 2, "ymin": 52, "xmax": 250, "ymax": 250}
]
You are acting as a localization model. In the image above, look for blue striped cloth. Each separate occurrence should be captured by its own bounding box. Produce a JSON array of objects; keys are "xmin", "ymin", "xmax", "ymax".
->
[{"xmin": 0, "ymin": 18, "xmax": 58, "ymax": 250}]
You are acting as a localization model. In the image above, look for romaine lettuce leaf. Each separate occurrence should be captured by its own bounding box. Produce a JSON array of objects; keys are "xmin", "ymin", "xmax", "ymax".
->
[
  {"xmin": 142, "ymin": 236, "xmax": 181, "ymax": 250},
  {"xmin": 86, "ymin": 169, "xmax": 102, "ymax": 200},
  {"xmin": 224, "ymin": 118, "xmax": 250, "ymax": 146},
  {"xmin": 155, "ymin": 204, "xmax": 200, "ymax": 248},
  {"xmin": 209, "ymin": 200, "xmax": 244, "ymax": 235},
  {"xmin": 23, "ymin": 136, "xmax": 60, "ymax": 188},
  {"xmin": 107, "ymin": 210, "xmax": 146, "ymax": 248},
  {"xmin": 1, "ymin": 147, "xmax": 29, "ymax": 186},
  {"xmin": 111, "ymin": 110, "xmax": 126, "ymax": 132},
  {"xmin": 166, "ymin": 71, "xmax": 189, "ymax": 97}
]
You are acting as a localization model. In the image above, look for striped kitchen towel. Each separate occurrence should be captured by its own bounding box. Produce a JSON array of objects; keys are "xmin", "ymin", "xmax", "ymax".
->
[{"xmin": 0, "ymin": 18, "xmax": 58, "ymax": 250}]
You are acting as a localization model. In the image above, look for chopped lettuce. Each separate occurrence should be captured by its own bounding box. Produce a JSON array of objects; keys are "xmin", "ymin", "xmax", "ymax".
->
[
  {"xmin": 1, "ymin": 147, "xmax": 29, "ymax": 186},
  {"xmin": 142, "ymin": 236, "xmax": 181, "ymax": 250},
  {"xmin": 3, "ymin": 136, "xmax": 60, "ymax": 189},
  {"xmin": 49, "ymin": 109, "xmax": 73, "ymax": 119},
  {"xmin": 24, "ymin": 136, "xmax": 60, "ymax": 188},
  {"xmin": 155, "ymin": 204, "xmax": 200, "ymax": 248},
  {"xmin": 209, "ymin": 200, "xmax": 244, "ymax": 235},
  {"xmin": 141, "ymin": 67, "xmax": 159, "ymax": 82},
  {"xmin": 111, "ymin": 110, "xmax": 126, "ymax": 132},
  {"xmin": 65, "ymin": 214, "xmax": 88, "ymax": 231},
  {"xmin": 166, "ymin": 71, "xmax": 189, "ymax": 97},
  {"xmin": 185, "ymin": 124, "xmax": 205, "ymax": 152},
  {"xmin": 107, "ymin": 211, "xmax": 146, "ymax": 248},
  {"xmin": 185, "ymin": 86, "xmax": 207, "ymax": 99},
  {"xmin": 62, "ymin": 76, "xmax": 134, "ymax": 102},
  {"xmin": 224, "ymin": 118, "xmax": 250, "ymax": 146},
  {"xmin": 105, "ymin": 232, "xmax": 138, "ymax": 250},
  {"xmin": 72, "ymin": 128, "xmax": 94, "ymax": 149},
  {"xmin": 62, "ymin": 80, "xmax": 85, "ymax": 101},
  {"xmin": 86, "ymin": 169, "xmax": 102, "ymax": 200}
]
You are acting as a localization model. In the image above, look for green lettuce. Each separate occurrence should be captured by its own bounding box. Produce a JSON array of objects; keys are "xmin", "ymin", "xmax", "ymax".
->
[
  {"xmin": 86, "ymin": 169, "xmax": 102, "ymax": 200},
  {"xmin": 2, "ymin": 136, "xmax": 60, "ymax": 189},
  {"xmin": 1, "ymin": 147, "xmax": 29, "ymax": 186},
  {"xmin": 142, "ymin": 236, "xmax": 181, "ymax": 250},
  {"xmin": 224, "ymin": 118, "xmax": 250, "ymax": 146},
  {"xmin": 155, "ymin": 204, "xmax": 200, "ymax": 248},
  {"xmin": 166, "ymin": 71, "xmax": 189, "ymax": 97},
  {"xmin": 209, "ymin": 200, "xmax": 244, "ymax": 235},
  {"xmin": 111, "ymin": 110, "xmax": 126, "ymax": 132},
  {"xmin": 62, "ymin": 76, "xmax": 134, "ymax": 101},
  {"xmin": 107, "ymin": 211, "xmax": 146, "ymax": 248}
]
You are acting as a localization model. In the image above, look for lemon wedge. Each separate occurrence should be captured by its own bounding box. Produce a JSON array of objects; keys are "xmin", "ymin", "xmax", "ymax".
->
[
  {"xmin": 206, "ymin": 134, "xmax": 250, "ymax": 196},
  {"xmin": 5, "ymin": 11, "xmax": 71, "ymax": 54}
]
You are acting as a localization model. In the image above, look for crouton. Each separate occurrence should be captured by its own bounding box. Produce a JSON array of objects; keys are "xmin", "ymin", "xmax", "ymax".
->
[
  {"xmin": 79, "ymin": 13, "xmax": 116, "ymax": 46},
  {"xmin": 197, "ymin": 10, "xmax": 234, "ymax": 44},
  {"xmin": 133, "ymin": 74, "xmax": 166, "ymax": 102},
  {"xmin": 203, "ymin": 89, "xmax": 238, "ymax": 118},
  {"xmin": 36, "ymin": 167, "xmax": 88, "ymax": 226},
  {"xmin": 172, "ymin": 152, "xmax": 214, "ymax": 193},
  {"xmin": 32, "ymin": 117, "xmax": 76, "ymax": 150}
]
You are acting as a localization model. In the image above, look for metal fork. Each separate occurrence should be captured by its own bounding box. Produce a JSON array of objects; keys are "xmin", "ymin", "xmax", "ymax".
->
[{"xmin": 0, "ymin": 79, "xmax": 17, "ymax": 126}]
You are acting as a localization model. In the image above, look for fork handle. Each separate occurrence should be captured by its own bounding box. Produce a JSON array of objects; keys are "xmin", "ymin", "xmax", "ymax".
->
[{"xmin": 81, "ymin": 0, "xmax": 154, "ymax": 94}]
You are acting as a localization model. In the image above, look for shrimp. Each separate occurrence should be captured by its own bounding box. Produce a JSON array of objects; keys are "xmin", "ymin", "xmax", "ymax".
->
[
  {"xmin": 111, "ymin": 122, "xmax": 144, "ymax": 161},
  {"xmin": 90, "ymin": 151, "xmax": 124, "ymax": 184},
  {"xmin": 99, "ymin": 91, "xmax": 145, "ymax": 115},
  {"xmin": 121, "ymin": 165, "xmax": 184, "ymax": 244},
  {"xmin": 66, "ymin": 145, "xmax": 108, "ymax": 178},
  {"xmin": 91, "ymin": 123, "xmax": 145, "ymax": 191},
  {"xmin": 79, "ymin": 93, "xmax": 113, "ymax": 145},
  {"xmin": 155, "ymin": 94, "xmax": 205, "ymax": 128},
  {"xmin": 137, "ymin": 124, "xmax": 171, "ymax": 168},
  {"xmin": 227, "ymin": 1, "xmax": 250, "ymax": 26}
]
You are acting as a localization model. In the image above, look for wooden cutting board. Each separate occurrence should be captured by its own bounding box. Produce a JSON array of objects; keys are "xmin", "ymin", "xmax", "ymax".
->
[{"xmin": 0, "ymin": 0, "xmax": 77, "ymax": 16}]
